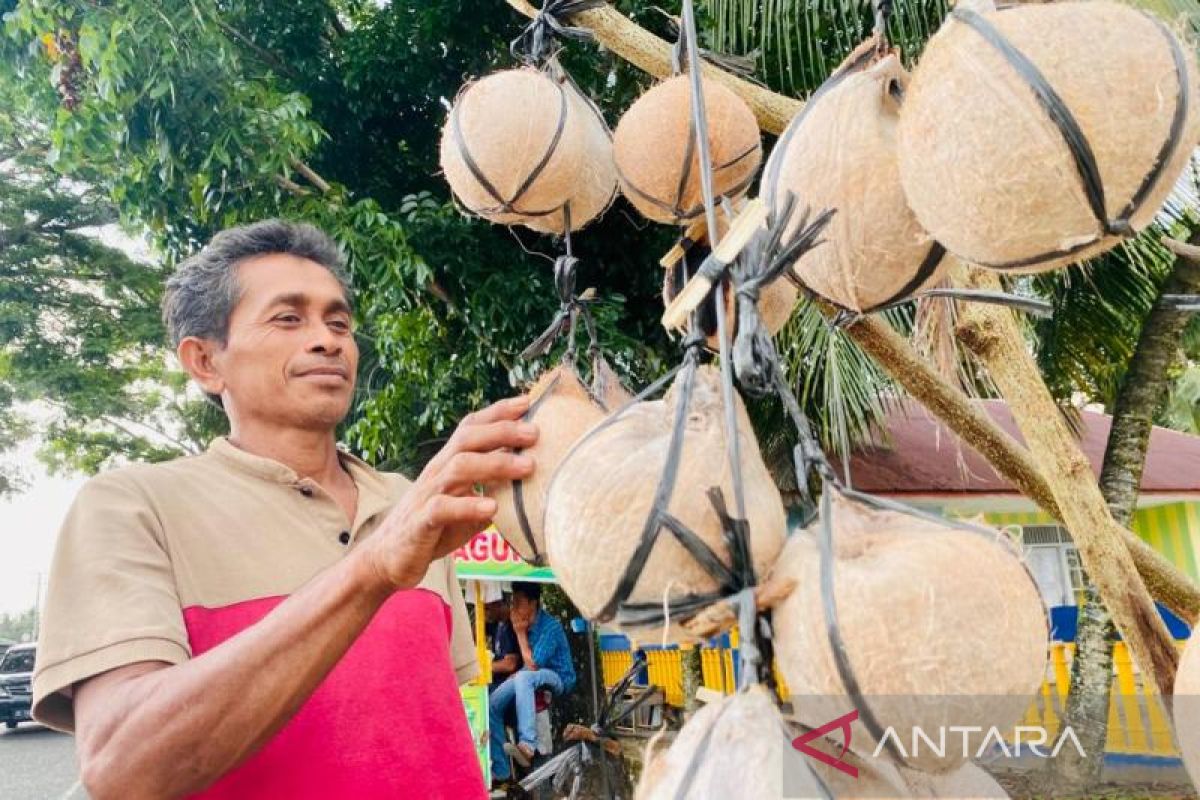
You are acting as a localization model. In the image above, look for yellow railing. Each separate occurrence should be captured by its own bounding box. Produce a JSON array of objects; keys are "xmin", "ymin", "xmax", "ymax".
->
[{"xmin": 599, "ymin": 638, "xmax": 1187, "ymax": 758}]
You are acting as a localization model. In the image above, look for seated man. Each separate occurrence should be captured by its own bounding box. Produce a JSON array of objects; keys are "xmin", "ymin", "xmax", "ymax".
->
[
  {"xmin": 488, "ymin": 582, "xmax": 575, "ymax": 782},
  {"xmin": 484, "ymin": 592, "xmax": 521, "ymax": 690}
]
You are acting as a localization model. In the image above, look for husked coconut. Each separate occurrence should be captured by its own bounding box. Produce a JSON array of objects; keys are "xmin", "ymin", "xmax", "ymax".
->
[
  {"xmin": 897, "ymin": 0, "xmax": 1200, "ymax": 272},
  {"xmin": 764, "ymin": 43, "xmax": 947, "ymax": 312},
  {"xmin": 440, "ymin": 68, "xmax": 586, "ymax": 228},
  {"xmin": 544, "ymin": 364, "xmax": 786, "ymax": 643},
  {"xmin": 526, "ymin": 79, "xmax": 618, "ymax": 235},
  {"xmin": 614, "ymin": 75, "xmax": 762, "ymax": 225},
  {"xmin": 637, "ymin": 686, "xmax": 831, "ymax": 800},
  {"xmin": 489, "ymin": 364, "xmax": 628, "ymax": 564},
  {"xmin": 1175, "ymin": 631, "xmax": 1200, "ymax": 787},
  {"xmin": 772, "ymin": 494, "xmax": 1048, "ymax": 774}
]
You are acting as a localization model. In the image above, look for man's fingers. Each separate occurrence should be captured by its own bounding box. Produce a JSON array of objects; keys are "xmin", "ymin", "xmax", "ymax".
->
[
  {"xmin": 423, "ymin": 494, "xmax": 498, "ymax": 532},
  {"xmin": 449, "ymin": 419, "xmax": 539, "ymax": 456},
  {"xmin": 437, "ymin": 451, "xmax": 536, "ymax": 494},
  {"xmin": 422, "ymin": 397, "xmax": 533, "ymax": 477},
  {"xmin": 459, "ymin": 395, "xmax": 532, "ymax": 427}
]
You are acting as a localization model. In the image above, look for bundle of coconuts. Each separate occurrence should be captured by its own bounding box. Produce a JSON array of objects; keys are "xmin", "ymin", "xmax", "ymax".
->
[
  {"xmin": 1176, "ymin": 632, "xmax": 1200, "ymax": 787},
  {"xmin": 897, "ymin": 0, "xmax": 1200, "ymax": 273},
  {"xmin": 763, "ymin": 40, "xmax": 947, "ymax": 313},
  {"xmin": 770, "ymin": 494, "xmax": 1048, "ymax": 775},
  {"xmin": 488, "ymin": 360, "xmax": 630, "ymax": 564},
  {"xmin": 441, "ymin": 65, "xmax": 617, "ymax": 234},
  {"xmin": 614, "ymin": 75, "xmax": 762, "ymax": 225},
  {"xmin": 543, "ymin": 364, "xmax": 785, "ymax": 643}
]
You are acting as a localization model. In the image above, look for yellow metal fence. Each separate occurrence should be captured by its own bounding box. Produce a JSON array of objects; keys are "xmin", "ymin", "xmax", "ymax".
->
[{"xmin": 600, "ymin": 640, "xmax": 1185, "ymax": 758}]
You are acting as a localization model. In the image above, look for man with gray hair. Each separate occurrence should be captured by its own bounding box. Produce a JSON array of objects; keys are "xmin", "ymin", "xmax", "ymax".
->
[{"xmin": 32, "ymin": 220, "xmax": 537, "ymax": 798}]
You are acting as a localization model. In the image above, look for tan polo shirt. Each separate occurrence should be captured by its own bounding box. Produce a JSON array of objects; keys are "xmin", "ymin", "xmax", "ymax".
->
[{"xmin": 33, "ymin": 437, "xmax": 479, "ymax": 736}]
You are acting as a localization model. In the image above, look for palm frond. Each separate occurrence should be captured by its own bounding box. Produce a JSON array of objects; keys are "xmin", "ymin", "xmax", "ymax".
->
[{"xmin": 699, "ymin": 0, "xmax": 948, "ymax": 95}]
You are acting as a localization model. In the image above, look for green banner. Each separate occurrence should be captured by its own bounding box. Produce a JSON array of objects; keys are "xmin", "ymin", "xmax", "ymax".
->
[
  {"xmin": 453, "ymin": 525, "xmax": 555, "ymax": 582},
  {"xmin": 460, "ymin": 683, "xmax": 491, "ymax": 785}
]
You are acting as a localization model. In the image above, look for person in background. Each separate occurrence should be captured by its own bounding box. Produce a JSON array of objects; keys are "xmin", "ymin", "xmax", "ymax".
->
[
  {"xmin": 488, "ymin": 582, "xmax": 575, "ymax": 784},
  {"xmin": 484, "ymin": 593, "xmax": 520, "ymax": 689}
]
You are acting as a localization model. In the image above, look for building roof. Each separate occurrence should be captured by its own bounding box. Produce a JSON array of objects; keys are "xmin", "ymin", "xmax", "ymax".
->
[{"xmin": 835, "ymin": 399, "xmax": 1200, "ymax": 497}]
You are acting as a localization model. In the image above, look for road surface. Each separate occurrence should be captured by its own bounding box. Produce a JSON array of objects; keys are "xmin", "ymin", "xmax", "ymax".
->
[{"xmin": 0, "ymin": 723, "xmax": 84, "ymax": 800}]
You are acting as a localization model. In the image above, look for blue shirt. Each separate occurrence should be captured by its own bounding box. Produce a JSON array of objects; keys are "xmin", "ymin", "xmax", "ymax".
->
[{"xmin": 527, "ymin": 608, "xmax": 575, "ymax": 693}]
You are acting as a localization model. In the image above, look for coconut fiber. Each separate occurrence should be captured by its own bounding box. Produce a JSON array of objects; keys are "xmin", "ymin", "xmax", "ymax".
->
[
  {"xmin": 440, "ymin": 67, "xmax": 587, "ymax": 229},
  {"xmin": 770, "ymin": 494, "xmax": 1048, "ymax": 774},
  {"xmin": 489, "ymin": 362, "xmax": 629, "ymax": 565},
  {"xmin": 764, "ymin": 41, "xmax": 947, "ymax": 313},
  {"xmin": 898, "ymin": 0, "xmax": 1200, "ymax": 272},
  {"xmin": 614, "ymin": 75, "xmax": 762, "ymax": 225},
  {"xmin": 544, "ymin": 363, "xmax": 785, "ymax": 644}
]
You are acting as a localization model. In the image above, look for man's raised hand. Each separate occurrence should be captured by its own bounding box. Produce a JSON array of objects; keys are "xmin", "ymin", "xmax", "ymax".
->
[{"xmin": 361, "ymin": 396, "xmax": 537, "ymax": 592}]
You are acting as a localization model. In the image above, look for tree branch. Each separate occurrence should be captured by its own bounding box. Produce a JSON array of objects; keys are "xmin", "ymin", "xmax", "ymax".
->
[
  {"xmin": 958, "ymin": 268, "xmax": 1179, "ymax": 697},
  {"xmin": 273, "ymin": 174, "xmax": 311, "ymax": 196},
  {"xmin": 504, "ymin": 0, "xmax": 800, "ymax": 134},
  {"xmin": 289, "ymin": 158, "xmax": 332, "ymax": 194}
]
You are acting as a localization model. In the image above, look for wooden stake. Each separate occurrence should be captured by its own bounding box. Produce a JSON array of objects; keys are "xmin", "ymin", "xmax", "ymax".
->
[{"xmin": 660, "ymin": 199, "xmax": 767, "ymax": 331}]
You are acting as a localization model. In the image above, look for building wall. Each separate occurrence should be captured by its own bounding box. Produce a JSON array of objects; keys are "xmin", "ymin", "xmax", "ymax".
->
[{"xmin": 957, "ymin": 501, "xmax": 1200, "ymax": 583}]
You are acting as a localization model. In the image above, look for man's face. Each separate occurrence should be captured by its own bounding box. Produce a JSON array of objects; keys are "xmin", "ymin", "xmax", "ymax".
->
[
  {"xmin": 210, "ymin": 254, "xmax": 358, "ymax": 431},
  {"xmin": 485, "ymin": 601, "xmax": 509, "ymax": 625},
  {"xmin": 511, "ymin": 594, "xmax": 537, "ymax": 623}
]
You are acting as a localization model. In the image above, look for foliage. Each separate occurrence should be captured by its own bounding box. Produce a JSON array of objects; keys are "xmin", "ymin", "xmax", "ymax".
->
[
  {"xmin": 0, "ymin": 606, "xmax": 36, "ymax": 644},
  {"xmin": 0, "ymin": 0, "xmax": 900, "ymax": 482}
]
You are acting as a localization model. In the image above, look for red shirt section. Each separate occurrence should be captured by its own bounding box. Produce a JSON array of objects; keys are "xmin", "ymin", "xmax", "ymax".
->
[{"xmin": 182, "ymin": 589, "xmax": 486, "ymax": 799}]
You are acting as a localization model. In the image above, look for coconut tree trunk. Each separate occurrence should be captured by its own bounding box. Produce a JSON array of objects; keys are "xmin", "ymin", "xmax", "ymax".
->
[
  {"xmin": 1055, "ymin": 233, "xmax": 1200, "ymax": 791},
  {"xmin": 500, "ymin": 0, "xmax": 1200, "ymax": 627},
  {"xmin": 681, "ymin": 646, "xmax": 704, "ymax": 716}
]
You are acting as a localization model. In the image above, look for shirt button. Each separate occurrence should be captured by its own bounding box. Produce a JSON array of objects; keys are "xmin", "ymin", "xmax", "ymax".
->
[
  {"xmin": 298, "ymin": 486, "xmax": 313, "ymax": 497},
  {"xmin": 338, "ymin": 531, "xmax": 351, "ymax": 545}
]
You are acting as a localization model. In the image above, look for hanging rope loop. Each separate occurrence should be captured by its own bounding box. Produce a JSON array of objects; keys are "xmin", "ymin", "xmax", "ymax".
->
[
  {"xmin": 519, "ymin": 253, "xmax": 601, "ymax": 361},
  {"xmin": 510, "ymin": 0, "xmax": 607, "ymax": 65}
]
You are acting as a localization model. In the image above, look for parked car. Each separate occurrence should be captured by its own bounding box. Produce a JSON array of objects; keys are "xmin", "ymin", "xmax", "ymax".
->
[{"xmin": 0, "ymin": 643, "xmax": 35, "ymax": 729}]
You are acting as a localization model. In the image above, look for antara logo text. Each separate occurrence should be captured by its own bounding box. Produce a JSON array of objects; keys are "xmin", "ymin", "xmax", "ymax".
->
[{"xmin": 791, "ymin": 710, "xmax": 1087, "ymax": 778}]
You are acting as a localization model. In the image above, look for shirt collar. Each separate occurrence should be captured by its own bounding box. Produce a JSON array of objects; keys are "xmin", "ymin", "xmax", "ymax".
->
[{"xmin": 207, "ymin": 436, "xmax": 398, "ymax": 525}]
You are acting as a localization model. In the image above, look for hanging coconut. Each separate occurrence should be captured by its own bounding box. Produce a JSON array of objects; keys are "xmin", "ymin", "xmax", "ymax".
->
[
  {"xmin": 1175, "ymin": 631, "xmax": 1200, "ymax": 787},
  {"xmin": 636, "ymin": 686, "xmax": 831, "ymax": 800},
  {"xmin": 525, "ymin": 76, "xmax": 619, "ymax": 235},
  {"xmin": 614, "ymin": 75, "xmax": 762, "ymax": 225},
  {"xmin": 897, "ymin": 0, "xmax": 1200, "ymax": 273},
  {"xmin": 543, "ymin": 363, "xmax": 786, "ymax": 644},
  {"xmin": 488, "ymin": 362, "xmax": 629, "ymax": 565},
  {"xmin": 440, "ymin": 67, "xmax": 587, "ymax": 228},
  {"xmin": 771, "ymin": 494, "xmax": 1048, "ymax": 774},
  {"xmin": 763, "ymin": 41, "xmax": 948, "ymax": 313}
]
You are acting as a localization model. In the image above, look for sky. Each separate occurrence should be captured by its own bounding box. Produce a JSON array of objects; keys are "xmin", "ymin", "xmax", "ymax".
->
[{"xmin": 0, "ymin": 434, "xmax": 86, "ymax": 617}]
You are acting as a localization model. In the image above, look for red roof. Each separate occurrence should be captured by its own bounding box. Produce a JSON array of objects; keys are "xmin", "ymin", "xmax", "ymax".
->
[{"xmin": 837, "ymin": 400, "xmax": 1200, "ymax": 496}]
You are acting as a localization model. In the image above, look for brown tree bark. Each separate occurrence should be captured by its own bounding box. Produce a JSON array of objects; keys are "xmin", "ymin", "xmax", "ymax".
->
[
  {"xmin": 1056, "ymin": 233, "xmax": 1200, "ymax": 790},
  {"xmin": 499, "ymin": 1, "xmax": 1200, "ymax": 626},
  {"xmin": 957, "ymin": 268, "xmax": 1179, "ymax": 698}
]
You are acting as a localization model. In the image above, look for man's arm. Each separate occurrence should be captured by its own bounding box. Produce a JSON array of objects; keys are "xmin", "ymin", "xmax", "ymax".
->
[
  {"xmin": 492, "ymin": 654, "xmax": 519, "ymax": 677},
  {"xmin": 513, "ymin": 613, "xmax": 537, "ymax": 671},
  {"xmin": 73, "ymin": 397, "xmax": 538, "ymax": 800}
]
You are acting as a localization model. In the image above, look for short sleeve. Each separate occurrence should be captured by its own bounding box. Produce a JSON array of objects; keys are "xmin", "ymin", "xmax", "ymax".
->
[
  {"xmin": 445, "ymin": 559, "xmax": 480, "ymax": 685},
  {"xmin": 32, "ymin": 471, "xmax": 190, "ymax": 732}
]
